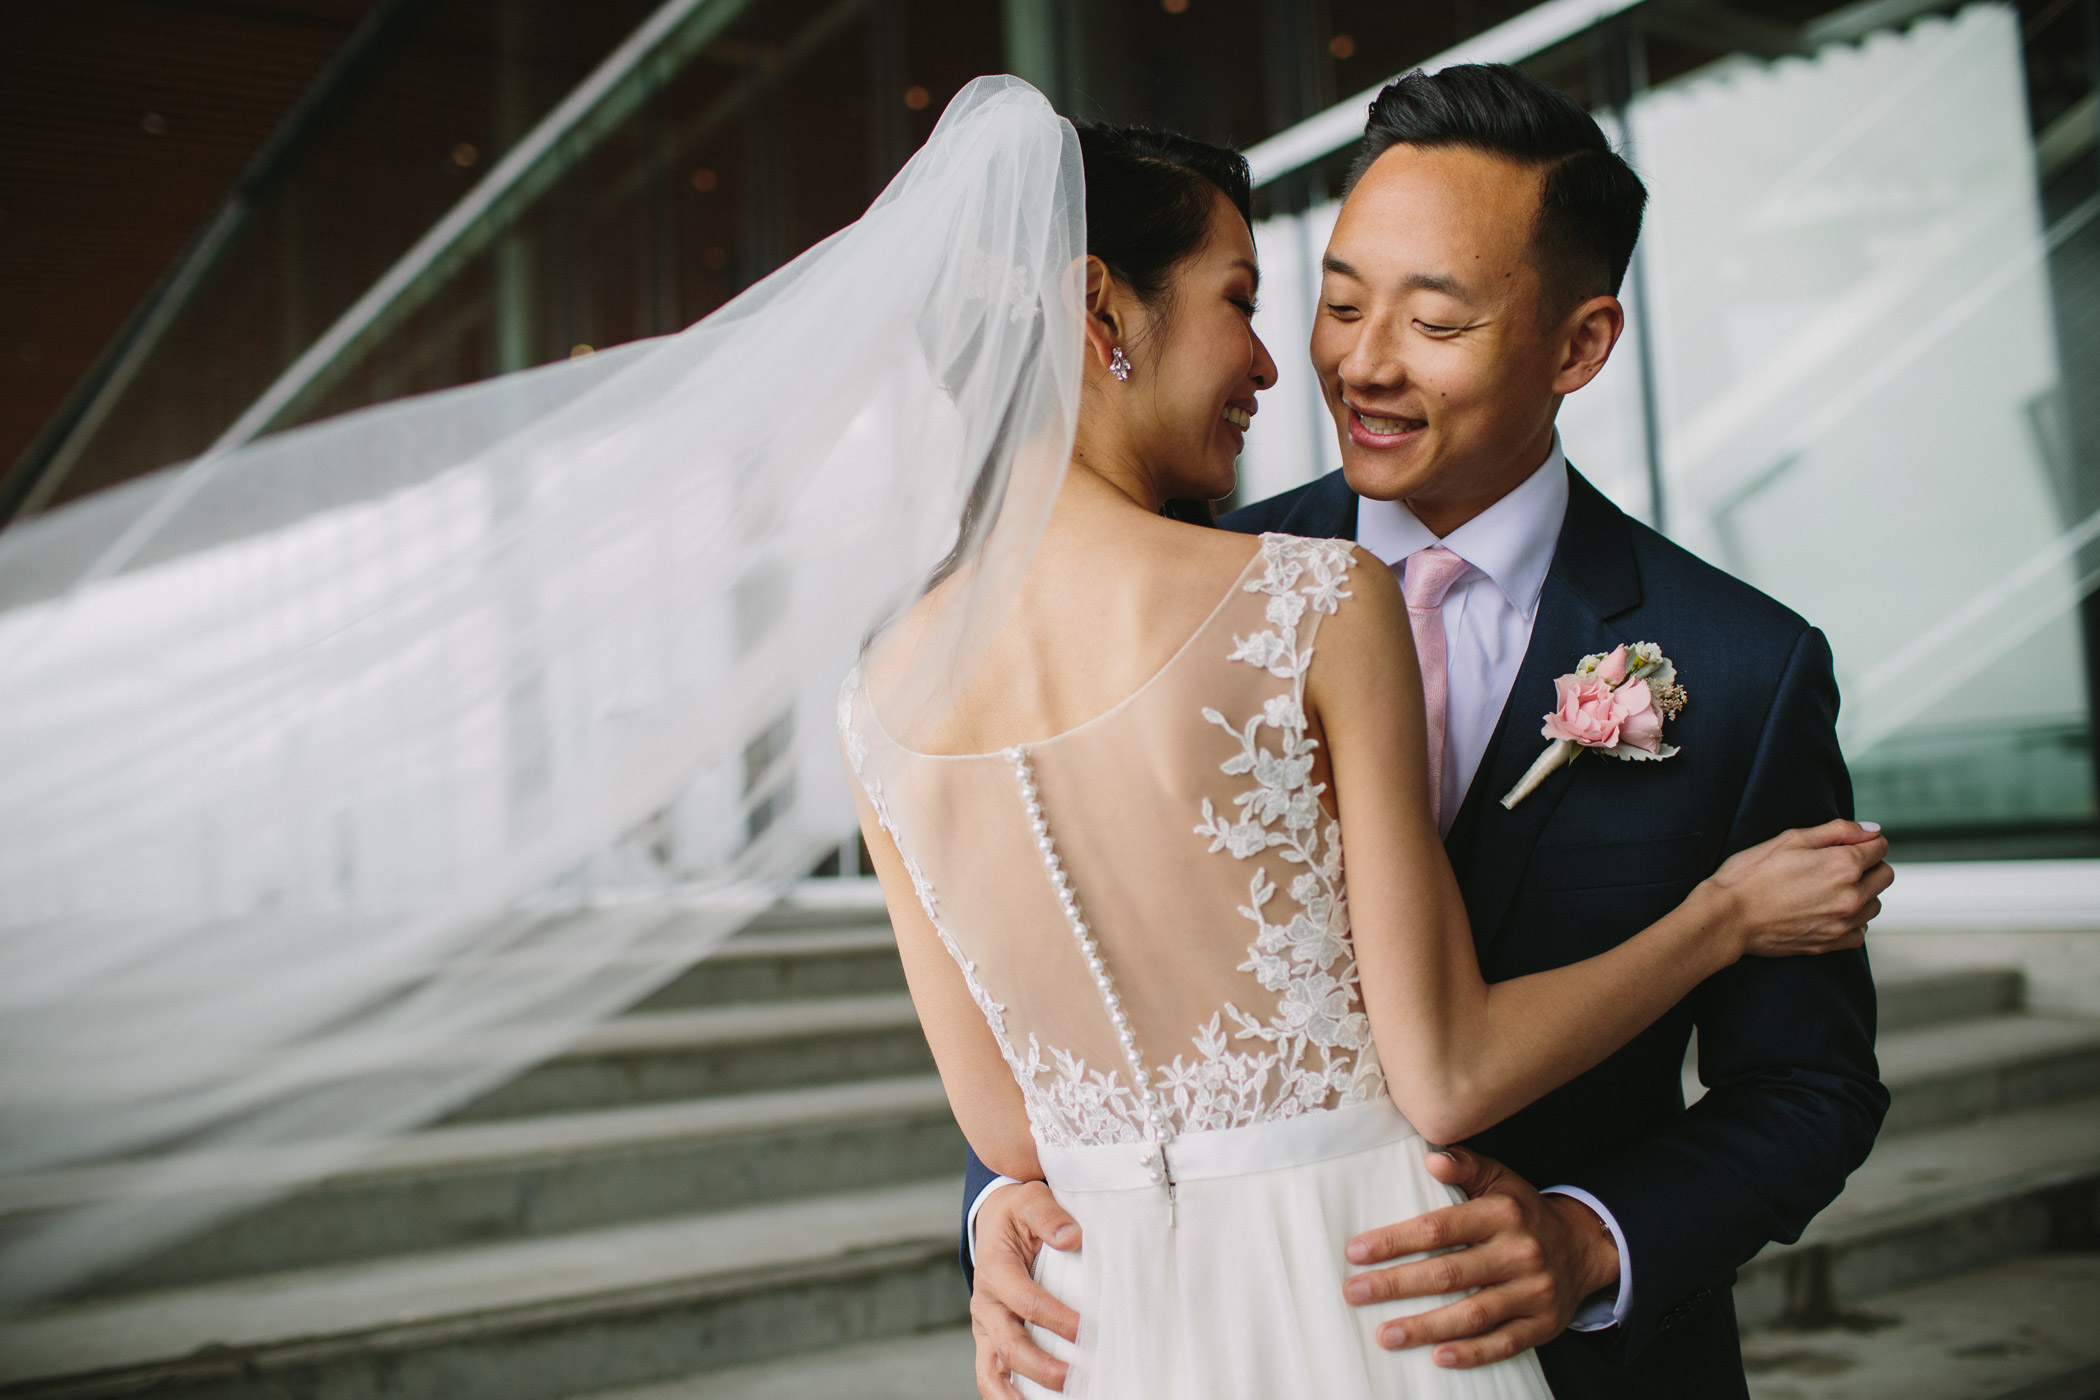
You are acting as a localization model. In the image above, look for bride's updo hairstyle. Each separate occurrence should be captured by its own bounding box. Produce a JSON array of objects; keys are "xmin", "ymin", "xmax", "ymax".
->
[
  {"xmin": 1074, "ymin": 121, "xmax": 1253, "ymax": 343},
  {"xmin": 1074, "ymin": 123, "xmax": 1252, "ymax": 522}
]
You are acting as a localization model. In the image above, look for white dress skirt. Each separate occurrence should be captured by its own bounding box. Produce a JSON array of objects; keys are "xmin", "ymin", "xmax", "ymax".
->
[{"xmin": 1020, "ymin": 1099, "xmax": 1553, "ymax": 1400}]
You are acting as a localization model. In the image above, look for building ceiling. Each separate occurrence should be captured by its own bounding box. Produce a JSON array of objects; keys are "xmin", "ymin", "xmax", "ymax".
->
[{"xmin": 0, "ymin": 0, "xmax": 377, "ymax": 478}]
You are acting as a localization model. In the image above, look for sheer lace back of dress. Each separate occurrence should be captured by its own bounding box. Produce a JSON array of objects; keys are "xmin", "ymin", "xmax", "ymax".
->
[{"xmin": 843, "ymin": 534, "xmax": 1387, "ymax": 1152}]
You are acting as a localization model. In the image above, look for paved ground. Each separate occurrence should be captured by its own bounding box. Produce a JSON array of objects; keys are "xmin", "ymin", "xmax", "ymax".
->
[{"xmin": 1744, "ymin": 1255, "xmax": 2100, "ymax": 1400}]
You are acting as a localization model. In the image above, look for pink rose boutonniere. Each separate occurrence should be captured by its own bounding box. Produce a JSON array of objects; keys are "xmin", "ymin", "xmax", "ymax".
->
[{"xmin": 1501, "ymin": 642, "xmax": 1689, "ymax": 810}]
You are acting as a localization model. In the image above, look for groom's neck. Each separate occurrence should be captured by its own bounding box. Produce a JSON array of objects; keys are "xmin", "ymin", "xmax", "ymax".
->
[{"xmin": 1399, "ymin": 421, "xmax": 1557, "ymax": 538}]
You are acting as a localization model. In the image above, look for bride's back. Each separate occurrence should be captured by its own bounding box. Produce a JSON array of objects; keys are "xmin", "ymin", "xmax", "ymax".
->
[
  {"xmin": 925, "ymin": 495, "xmax": 1263, "ymax": 757},
  {"xmin": 841, "ymin": 501, "xmax": 1387, "ymax": 1149}
]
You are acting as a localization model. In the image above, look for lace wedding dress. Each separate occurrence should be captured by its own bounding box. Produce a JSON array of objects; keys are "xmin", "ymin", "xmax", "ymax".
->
[{"xmin": 842, "ymin": 534, "xmax": 1551, "ymax": 1399}]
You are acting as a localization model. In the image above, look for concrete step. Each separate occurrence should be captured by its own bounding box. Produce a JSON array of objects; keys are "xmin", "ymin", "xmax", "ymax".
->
[
  {"xmin": 586, "ymin": 1256, "xmax": 2100, "ymax": 1400},
  {"xmin": 1878, "ymin": 1014, "xmax": 2100, "ymax": 1135},
  {"xmin": 446, "ymin": 994, "xmax": 933, "ymax": 1123},
  {"xmin": 1743, "ymin": 1253, "xmax": 2100, "ymax": 1400},
  {"xmin": 631, "ymin": 936, "xmax": 2014, "ymax": 1024},
  {"xmin": 589, "ymin": 1243, "xmax": 2100, "ymax": 1400},
  {"xmin": 1996, "ymin": 1365, "xmax": 2100, "ymax": 1400},
  {"xmin": 1686, "ymin": 1008, "xmax": 2100, "ymax": 1132},
  {"xmin": 1878, "ymin": 965, "xmax": 2025, "ymax": 1033},
  {"xmin": 0, "ymin": 1179, "xmax": 967, "ymax": 1400},
  {"xmin": 1735, "ymin": 1093, "xmax": 2100, "ymax": 1329},
  {"xmin": 573, "ymin": 1328, "xmax": 975, "ymax": 1400},
  {"xmin": 638, "ymin": 927, "xmax": 905, "ymax": 1010},
  {"xmin": 744, "ymin": 882, "xmax": 890, "ymax": 934},
  {"xmin": 41, "ymin": 1077, "xmax": 960, "ymax": 1296}
]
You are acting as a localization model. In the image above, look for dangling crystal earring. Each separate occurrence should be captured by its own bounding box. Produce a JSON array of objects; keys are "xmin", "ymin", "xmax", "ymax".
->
[{"xmin": 1108, "ymin": 346, "xmax": 1132, "ymax": 382}]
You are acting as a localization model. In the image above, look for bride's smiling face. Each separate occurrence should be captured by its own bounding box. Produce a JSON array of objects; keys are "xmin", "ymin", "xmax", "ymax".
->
[{"xmin": 1080, "ymin": 191, "xmax": 1276, "ymax": 507}]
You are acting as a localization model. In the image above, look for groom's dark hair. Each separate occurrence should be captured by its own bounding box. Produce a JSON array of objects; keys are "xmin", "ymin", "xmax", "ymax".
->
[{"xmin": 1349, "ymin": 64, "xmax": 1646, "ymax": 316}]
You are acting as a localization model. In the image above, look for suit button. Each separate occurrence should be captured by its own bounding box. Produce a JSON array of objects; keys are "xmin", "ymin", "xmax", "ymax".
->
[{"xmin": 1660, "ymin": 1289, "xmax": 1711, "ymax": 1331}]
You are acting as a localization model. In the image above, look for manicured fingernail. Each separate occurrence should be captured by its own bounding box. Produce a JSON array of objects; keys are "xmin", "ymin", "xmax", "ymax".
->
[
  {"xmin": 1346, "ymin": 1239, "xmax": 1371, "ymax": 1263},
  {"xmin": 1860, "ymin": 821, "xmax": 1881, "ymax": 833}
]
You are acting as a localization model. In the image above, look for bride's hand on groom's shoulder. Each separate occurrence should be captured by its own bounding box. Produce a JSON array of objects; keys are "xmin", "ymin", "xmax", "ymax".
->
[
  {"xmin": 1699, "ymin": 819, "xmax": 1892, "ymax": 961},
  {"xmin": 971, "ymin": 1181, "xmax": 1081, "ymax": 1398}
]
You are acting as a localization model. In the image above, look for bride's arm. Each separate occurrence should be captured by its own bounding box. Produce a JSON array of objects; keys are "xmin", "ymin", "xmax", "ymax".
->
[
  {"xmin": 851, "ymin": 784, "xmax": 1043, "ymax": 1183},
  {"xmin": 1308, "ymin": 551, "xmax": 1889, "ymax": 1146}
]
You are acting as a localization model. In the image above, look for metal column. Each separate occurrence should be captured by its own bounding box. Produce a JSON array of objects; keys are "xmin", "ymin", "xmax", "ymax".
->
[
  {"xmin": 493, "ymin": 1, "xmax": 540, "ymax": 372},
  {"xmin": 867, "ymin": 0, "xmax": 909, "ymax": 188},
  {"xmin": 1593, "ymin": 17, "xmax": 1668, "ymax": 535}
]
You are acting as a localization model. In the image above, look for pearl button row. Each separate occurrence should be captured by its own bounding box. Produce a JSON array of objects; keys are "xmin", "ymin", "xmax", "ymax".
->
[{"xmin": 1005, "ymin": 746, "xmax": 1172, "ymax": 1180}]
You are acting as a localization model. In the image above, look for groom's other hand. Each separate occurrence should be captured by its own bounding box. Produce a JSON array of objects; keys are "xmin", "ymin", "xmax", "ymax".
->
[
  {"xmin": 1343, "ymin": 1147, "xmax": 1616, "ymax": 1368},
  {"xmin": 971, "ymin": 1181, "xmax": 1081, "ymax": 1398}
]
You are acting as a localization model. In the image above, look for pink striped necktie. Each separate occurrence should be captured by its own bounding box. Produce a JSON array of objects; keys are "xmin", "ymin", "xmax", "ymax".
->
[{"xmin": 1401, "ymin": 545, "xmax": 1474, "ymax": 827}]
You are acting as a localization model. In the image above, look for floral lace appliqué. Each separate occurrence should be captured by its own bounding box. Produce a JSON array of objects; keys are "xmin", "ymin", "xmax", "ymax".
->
[{"xmin": 1183, "ymin": 535, "xmax": 1385, "ymax": 1129}]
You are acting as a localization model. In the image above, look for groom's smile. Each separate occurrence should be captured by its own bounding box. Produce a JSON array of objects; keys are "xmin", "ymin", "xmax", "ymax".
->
[{"xmin": 1344, "ymin": 400, "xmax": 1429, "ymax": 448}]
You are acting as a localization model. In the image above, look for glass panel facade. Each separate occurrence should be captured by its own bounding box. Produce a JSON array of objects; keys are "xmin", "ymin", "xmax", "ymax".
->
[
  {"xmin": 11, "ymin": 0, "xmax": 2100, "ymax": 852},
  {"xmin": 1583, "ymin": 8, "xmax": 2099, "ymax": 851},
  {"xmin": 1242, "ymin": 2, "xmax": 2100, "ymax": 854}
]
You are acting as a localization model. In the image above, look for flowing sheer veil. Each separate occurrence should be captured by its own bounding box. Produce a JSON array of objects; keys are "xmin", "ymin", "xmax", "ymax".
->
[{"xmin": 0, "ymin": 76, "xmax": 1083, "ymax": 1309}]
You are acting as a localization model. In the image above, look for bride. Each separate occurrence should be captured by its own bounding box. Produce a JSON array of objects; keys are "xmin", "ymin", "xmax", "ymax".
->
[{"xmin": 838, "ymin": 119, "xmax": 1887, "ymax": 1397}]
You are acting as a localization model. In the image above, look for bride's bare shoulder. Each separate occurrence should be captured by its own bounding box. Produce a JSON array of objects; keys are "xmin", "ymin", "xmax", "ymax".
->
[
  {"xmin": 1175, "ymin": 518, "xmax": 1268, "ymax": 578},
  {"xmin": 885, "ymin": 517, "xmax": 1266, "ymax": 649},
  {"xmin": 1020, "ymin": 510, "xmax": 1263, "ymax": 607}
]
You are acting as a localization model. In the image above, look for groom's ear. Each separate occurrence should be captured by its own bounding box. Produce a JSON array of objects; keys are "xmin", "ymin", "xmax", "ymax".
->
[{"xmin": 1549, "ymin": 294, "xmax": 1626, "ymax": 396}]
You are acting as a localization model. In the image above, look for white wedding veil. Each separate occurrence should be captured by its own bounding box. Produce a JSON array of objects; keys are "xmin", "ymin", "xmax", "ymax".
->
[{"xmin": 0, "ymin": 76, "xmax": 1083, "ymax": 1309}]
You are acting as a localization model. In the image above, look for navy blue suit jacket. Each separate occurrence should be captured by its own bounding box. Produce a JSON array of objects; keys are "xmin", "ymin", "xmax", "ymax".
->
[{"xmin": 960, "ymin": 466, "xmax": 1887, "ymax": 1396}]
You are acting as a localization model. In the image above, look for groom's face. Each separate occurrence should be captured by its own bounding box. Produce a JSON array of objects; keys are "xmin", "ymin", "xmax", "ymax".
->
[{"xmin": 1311, "ymin": 144, "xmax": 1569, "ymax": 532}]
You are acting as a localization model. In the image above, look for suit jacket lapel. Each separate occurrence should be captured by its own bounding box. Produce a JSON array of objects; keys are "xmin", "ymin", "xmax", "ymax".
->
[{"xmin": 1442, "ymin": 469, "xmax": 1644, "ymax": 957}]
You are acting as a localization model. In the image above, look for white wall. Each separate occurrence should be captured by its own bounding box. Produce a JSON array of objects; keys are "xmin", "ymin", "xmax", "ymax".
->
[{"xmin": 1240, "ymin": 200, "xmax": 1343, "ymax": 506}]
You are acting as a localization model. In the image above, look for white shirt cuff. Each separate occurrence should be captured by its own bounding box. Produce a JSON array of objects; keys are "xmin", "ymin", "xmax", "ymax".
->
[
  {"xmin": 1541, "ymin": 1186, "xmax": 1633, "ymax": 1331},
  {"xmin": 965, "ymin": 1174, "xmax": 1022, "ymax": 1267}
]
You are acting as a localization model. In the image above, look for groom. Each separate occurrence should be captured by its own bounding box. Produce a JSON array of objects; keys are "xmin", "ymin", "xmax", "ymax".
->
[{"xmin": 964, "ymin": 64, "xmax": 1887, "ymax": 1398}]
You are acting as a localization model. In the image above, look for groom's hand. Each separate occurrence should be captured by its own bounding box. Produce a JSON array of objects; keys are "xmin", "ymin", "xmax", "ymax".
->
[
  {"xmin": 1343, "ymin": 1147, "xmax": 1619, "ymax": 1368},
  {"xmin": 970, "ymin": 1181, "xmax": 1081, "ymax": 1398}
]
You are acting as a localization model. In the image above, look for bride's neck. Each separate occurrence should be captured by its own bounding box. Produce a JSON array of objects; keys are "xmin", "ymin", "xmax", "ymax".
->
[
  {"xmin": 1053, "ymin": 458, "xmax": 1165, "ymax": 533},
  {"xmin": 1066, "ymin": 420, "xmax": 1167, "ymax": 513}
]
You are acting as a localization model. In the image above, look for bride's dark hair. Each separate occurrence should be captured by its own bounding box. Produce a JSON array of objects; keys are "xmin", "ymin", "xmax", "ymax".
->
[
  {"xmin": 1074, "ymin": 122, "xmax": 1252, "ymax": 524},
  {"xmin": 927, "ymin": 122, "xmax": 1252, "ymax": 591},
  {"xmin": 1075, "ymin": 122, "xmax": 1252, "ymax": 318}
]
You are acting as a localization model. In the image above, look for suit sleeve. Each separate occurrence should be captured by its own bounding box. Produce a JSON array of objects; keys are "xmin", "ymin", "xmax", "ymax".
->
[
  {"xmin": 960, "ymin": 1141, "xmax": 1003, "ymax": 1287},
  {"xmin": 1562, "ymin": 626, "xmax": 1889, "ymax": 1358}
]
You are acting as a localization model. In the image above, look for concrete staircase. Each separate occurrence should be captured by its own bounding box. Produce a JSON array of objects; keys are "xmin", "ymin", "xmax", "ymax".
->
[
  {"xmin": 1737, "ymin": 960, "xmax": 2100, "ymax": 1400},
  {"xmin": 1733, "ymin": 963, "xmax": 2100, "ymax": 1335},
  {"xmin": 0, "ymin": 885, "xmax": 971, "ymax": 1400},
  {"xmin": 3, "ymin": 883, "xmax": 2095, "ymax": 1400}
]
